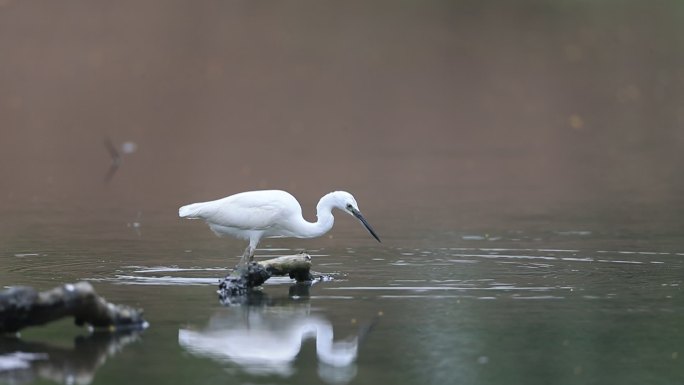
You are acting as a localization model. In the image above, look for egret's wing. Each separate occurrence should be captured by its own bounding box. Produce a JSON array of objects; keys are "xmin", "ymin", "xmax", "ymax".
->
[{"xmin": 203, "ymin": 192, "xmax": 296, "ymax": 231}]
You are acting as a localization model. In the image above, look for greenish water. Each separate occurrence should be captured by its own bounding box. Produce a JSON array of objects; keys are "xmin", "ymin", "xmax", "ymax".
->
[{"xmin": 1, "ymin": 204, "xmax": 683, "ymax": 385}]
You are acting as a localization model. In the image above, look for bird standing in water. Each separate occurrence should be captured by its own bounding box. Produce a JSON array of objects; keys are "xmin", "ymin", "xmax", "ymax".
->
[{"xmin": 179, "ymin": 190, "xmax": 381, "ymax": 266}]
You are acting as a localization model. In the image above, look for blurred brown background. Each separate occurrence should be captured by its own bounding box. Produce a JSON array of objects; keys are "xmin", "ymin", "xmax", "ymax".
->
[{"xmin": 1, "ymin": 1, "xmax": 683, "ymax": 229}]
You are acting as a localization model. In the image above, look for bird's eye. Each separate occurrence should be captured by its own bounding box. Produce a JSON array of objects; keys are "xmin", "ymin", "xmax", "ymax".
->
[{"xmin": 346, "ymin": 203, "xmax": 353, "ymax": 210}]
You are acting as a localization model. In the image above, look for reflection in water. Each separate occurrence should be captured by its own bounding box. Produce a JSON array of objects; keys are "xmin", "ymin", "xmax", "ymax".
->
[
  {"xmin": 0, "ymin": 331, "xmax": 141, "ymax": 385},
  {"xmin": 179, "ymin": 288, "xmax": 364, "ymax": 384}
]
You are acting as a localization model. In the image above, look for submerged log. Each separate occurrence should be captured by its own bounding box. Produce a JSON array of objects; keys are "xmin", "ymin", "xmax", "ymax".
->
[
  {"xmin": 0, "ymin": 282, "xmax": 147, "ymax": 334},
  {"xmin": 218, "ymin": 252, "xmax": 313, "ymax": 302}
]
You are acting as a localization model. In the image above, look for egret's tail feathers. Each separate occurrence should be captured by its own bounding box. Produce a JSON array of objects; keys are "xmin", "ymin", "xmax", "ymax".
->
[{"xmin": 178, "ymin": 203, "xmax": 205, "ymax": 219}]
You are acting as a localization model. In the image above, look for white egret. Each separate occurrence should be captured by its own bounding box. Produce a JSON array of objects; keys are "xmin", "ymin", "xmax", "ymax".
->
[{"xmin": 178, "ymin": 190, "xmax": 380, "ymax": 265}]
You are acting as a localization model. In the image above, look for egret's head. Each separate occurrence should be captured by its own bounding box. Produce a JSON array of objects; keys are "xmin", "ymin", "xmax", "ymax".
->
[
  {"xmin": 329, "ymin": 191, "xmax": 381, "ymax": 242},
  {"xmin": 330, "ymin": 191, "xmax": 359, "ymax": 213}
]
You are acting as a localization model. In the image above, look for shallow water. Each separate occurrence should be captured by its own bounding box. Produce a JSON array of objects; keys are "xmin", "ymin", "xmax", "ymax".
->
[{"xmin": 2, "ymin": 205, "xmax": 683, "ymax": 385}]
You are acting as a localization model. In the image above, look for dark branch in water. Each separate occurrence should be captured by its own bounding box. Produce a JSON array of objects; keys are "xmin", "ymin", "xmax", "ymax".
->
[
  {"xmin": 0, "ymin": 282, "xmax": 147, "ymax": 334},
  {"xmin": 218, "ymin": 252, "xmax": 314, "ymax": 304}
]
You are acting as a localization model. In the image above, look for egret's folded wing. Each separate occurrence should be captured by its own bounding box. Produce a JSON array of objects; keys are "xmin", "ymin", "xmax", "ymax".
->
[{"xmin": 203, "ymin": 195, "xmax": 291, "ymax": 231}]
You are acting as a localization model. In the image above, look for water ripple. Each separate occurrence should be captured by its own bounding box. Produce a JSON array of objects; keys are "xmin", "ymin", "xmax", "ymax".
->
[
  {"xmin": 328, "ymin": 286, "xmax": 573, "ymax": 292},
  {"xmin": 91, "ymin": 264, "xmax": 310, "ymax": 286}
]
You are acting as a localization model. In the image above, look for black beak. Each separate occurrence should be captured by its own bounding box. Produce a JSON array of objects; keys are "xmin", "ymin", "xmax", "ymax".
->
[{"xmin": 350, "ymin": 208, "xmax": 381, "ymax": 243}]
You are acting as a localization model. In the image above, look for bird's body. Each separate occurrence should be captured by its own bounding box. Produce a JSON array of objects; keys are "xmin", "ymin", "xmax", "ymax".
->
[{"xmin": 179, "ymin": 190, "xmax": 380, "ymax": 265}]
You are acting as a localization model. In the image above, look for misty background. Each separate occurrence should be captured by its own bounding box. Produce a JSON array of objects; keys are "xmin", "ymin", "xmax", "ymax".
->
[{"xmin": 1, "ymin": 0, "xmax": 683, "ymax": 243}]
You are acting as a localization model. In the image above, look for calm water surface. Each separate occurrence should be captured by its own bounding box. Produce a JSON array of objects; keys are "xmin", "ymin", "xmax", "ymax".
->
[{"xmin": 1, "ymin": 202, "xmax": 682, "ymax": 385}]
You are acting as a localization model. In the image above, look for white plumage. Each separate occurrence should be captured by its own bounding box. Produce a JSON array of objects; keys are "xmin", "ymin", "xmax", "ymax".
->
[{"xmin": 179, "ymin": 190, "xmax": 380, "ymax": 265}]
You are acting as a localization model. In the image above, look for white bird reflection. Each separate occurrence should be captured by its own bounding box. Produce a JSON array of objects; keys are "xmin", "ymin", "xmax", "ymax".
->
[{"xmin": 178, "ymin": 299, "xmax": 361, "ymax": 384}]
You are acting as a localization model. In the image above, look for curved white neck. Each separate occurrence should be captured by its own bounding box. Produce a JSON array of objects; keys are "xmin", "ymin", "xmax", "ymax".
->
[{"xmin": 292, "ymin": 193, "xmax": 337, "ymax": 238}]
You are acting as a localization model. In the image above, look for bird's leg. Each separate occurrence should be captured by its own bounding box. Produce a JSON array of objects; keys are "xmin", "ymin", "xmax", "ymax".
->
[
  {"xmin": 236, "ymin": 237, "xmax": 260, "ymax": 270},
  {"xmin": 237, "ymin": 243, "xmax": 257, "ymax": 268},
  {"xmin": 237, "ymin": 245, "xmax": 252, "ymax": 268}
]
